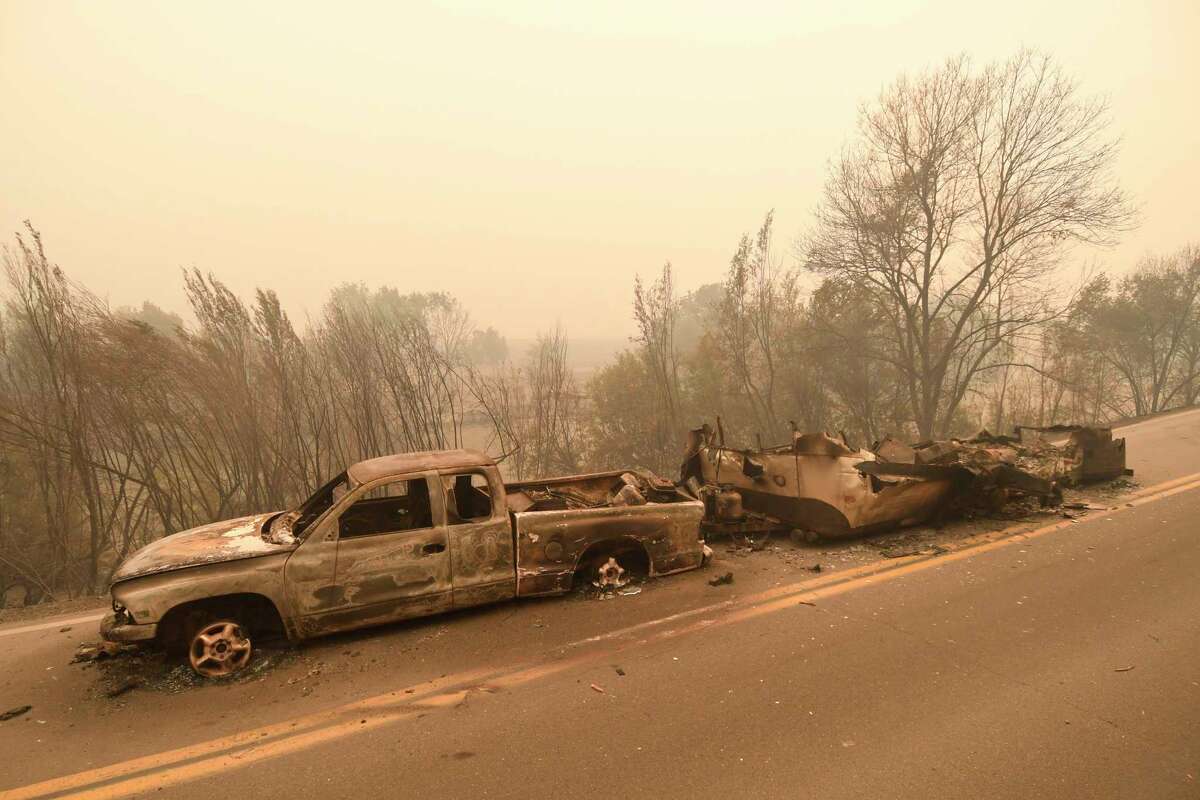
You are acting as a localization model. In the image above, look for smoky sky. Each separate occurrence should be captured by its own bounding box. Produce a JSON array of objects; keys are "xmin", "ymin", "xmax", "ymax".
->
[{"xmin": 1, "ymin": 0, "xmax": 1196, "ymax": 339}]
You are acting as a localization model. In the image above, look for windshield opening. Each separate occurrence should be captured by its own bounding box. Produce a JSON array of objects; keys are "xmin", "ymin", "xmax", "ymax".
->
[{"xmin": 292, "ymin": 471, "xmax": 349, "ymax": 538}]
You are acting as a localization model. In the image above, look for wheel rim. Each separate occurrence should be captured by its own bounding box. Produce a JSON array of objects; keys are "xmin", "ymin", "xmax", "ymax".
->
[
  {"xmin": 593, "ymin": 556, "xmax": 629, "ymax": 589},
  {"xmin": 189, "ymin": 621, "xmax": 252, "ymax": 678}
]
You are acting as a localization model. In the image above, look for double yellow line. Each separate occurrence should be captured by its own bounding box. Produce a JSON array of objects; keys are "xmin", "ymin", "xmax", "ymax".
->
[{"xmin": 7, "ymin": 471, "xmax": 1200, "ymax": 800}]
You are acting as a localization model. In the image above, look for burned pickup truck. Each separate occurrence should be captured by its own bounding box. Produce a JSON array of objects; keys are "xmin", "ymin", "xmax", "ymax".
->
[{"xmin": 102, "ymin": 450, "xmax": 705, "ymax": 677}]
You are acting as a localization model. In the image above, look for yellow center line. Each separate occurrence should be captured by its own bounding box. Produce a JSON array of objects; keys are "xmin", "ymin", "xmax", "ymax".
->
[{"xmin": 6, "ymin": 471, "xmax": 1200, "ymax": 800}]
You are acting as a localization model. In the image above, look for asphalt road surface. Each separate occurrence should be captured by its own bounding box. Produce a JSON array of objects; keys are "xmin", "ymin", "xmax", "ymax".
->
[{"xmin": 2, "ymin": 409, "xmax": 1199, "ymax": 799}]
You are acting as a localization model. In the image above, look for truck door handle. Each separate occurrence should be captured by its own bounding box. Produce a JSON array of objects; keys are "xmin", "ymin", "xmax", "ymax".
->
[{"xmin": 422, "ymin": 542, "xmax": 446, "ymax": 554}]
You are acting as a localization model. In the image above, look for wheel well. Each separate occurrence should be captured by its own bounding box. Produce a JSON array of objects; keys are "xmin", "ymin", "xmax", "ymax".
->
[
  {"xmin": 158, "ymin": 593, "xmax": 284, "ymax": 648},
  {"xmin": 573, "ymin": 538, "xmax": 651, "ymax": 582}
]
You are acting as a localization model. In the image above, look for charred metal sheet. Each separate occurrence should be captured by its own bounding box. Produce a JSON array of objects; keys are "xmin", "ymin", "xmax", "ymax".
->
[
  {"xmin": 1066, "ymin": 428, "xmax": 1130, "ymax": 482},
  {"xmin": 110, "ymin": 512, "xmax": 295, "ymax": 583},
  {"xmin": 682, "ymin": 426, "xmax": 958, "ymax": 539},
  {"xmin": 792, "ymin": 432, "xmax": 855, "ymax": 457},
  {"xmin": 1015, "ymin": 425, "xmax": 1131, "ymax": 484},
  {"xmin": 881, "ymin": 437, "xmax": 1064, "ymax": 514},
  {"xmin": 871, "ymin": 436, "xmax": 916, "ymax": 465}
]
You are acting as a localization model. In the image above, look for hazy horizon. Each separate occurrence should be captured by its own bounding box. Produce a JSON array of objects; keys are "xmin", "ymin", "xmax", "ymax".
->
[{"xmin": 2, "ymin": 0, "xmax": 1197, "ymax": 339}]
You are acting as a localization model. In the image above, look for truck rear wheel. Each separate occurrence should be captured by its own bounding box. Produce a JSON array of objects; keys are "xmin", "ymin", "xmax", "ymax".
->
[
  {"xmin": 576, "ymin": 545, "xmax": 649, "ymax": 591},
  {"xmin": 593, "ymin": 556, "xmax": 628, "ymax": 589}
]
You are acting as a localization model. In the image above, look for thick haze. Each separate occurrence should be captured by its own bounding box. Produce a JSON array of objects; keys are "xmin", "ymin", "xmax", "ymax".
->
[{"xmin": 1, "ymin": 0, "xmax": 1196, "ymax": 339}]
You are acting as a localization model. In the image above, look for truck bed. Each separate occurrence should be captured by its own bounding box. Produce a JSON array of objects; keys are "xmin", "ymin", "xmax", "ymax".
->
[{"xmin": 503, "ymin": 470, "xmax": 706, "ymax": 595}]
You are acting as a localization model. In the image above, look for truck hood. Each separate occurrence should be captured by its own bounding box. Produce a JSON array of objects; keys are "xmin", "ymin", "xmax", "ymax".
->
[{"xmin": 111, "ymin": 512, "xmax": 295, "ymax": 583}]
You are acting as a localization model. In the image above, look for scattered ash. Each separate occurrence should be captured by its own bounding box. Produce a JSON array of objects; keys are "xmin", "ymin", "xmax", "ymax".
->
[
  {"xmin": 1076, "ymin": 476, "xmax": 1140, "ymax": 499},
  {"xmin": 73, "ymin": 641, "xmax": 299, "ymax": 697},
  {"xmin": 576, "ymin": 577, "xmax": 647, "ymax": 601}
]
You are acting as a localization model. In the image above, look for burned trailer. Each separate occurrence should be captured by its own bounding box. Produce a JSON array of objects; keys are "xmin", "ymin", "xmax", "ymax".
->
[
  {"xmin": 682, "ymin": 426, "xmax": 964, "ymax": 540},
  {"xmin": 682, "ymin": 424, "xmax": 1072, "ymax": 541}
]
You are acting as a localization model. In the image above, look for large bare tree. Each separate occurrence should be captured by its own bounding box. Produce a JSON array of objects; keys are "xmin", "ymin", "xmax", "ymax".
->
[{"xmin": 806, "ymin": 52, "xmax": 1133, "ymax": 438}]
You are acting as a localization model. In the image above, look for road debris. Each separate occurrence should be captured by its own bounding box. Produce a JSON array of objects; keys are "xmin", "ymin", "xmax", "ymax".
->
[
  {"xmin": 592, "ymin": 580, "xmax": 646, "ymax": 601},
  {"xmin": 72, "ymin": 641, "xmax": 134, "ymax": 664},
  {"xmin": 105, "ymin": 677, "xmax": 140, "ymax": 698},
  {"xmin": 590, "ymin": 683, "xmax": 605, "ymax": 693},
  {"xmin": 1114, "ymin": 665, "xmax": 1135, "ymax": 672},
  {"xmin": 881, "ymin": 544, "xmax": 947, "ymax": 559},
  {"xmin": 708, "ymin": 572, "xmax": 734, "ymax": 586},
  {"xmin": 0, "ymin": 705, "xmax": 32, "ymax": 722},
  {"xmin": 881, "ymin": 546, "xmax": 922, "ymax": 558}
]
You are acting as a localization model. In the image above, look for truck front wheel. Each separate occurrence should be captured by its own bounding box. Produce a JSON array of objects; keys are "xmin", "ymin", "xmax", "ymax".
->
[{"xmin": 187, "ymin": 618, "xmax": 252, "ymax": 678}]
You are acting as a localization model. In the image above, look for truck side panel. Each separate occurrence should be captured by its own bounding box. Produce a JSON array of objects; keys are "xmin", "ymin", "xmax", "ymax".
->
[
  {"xmin": 512, "ymin": 500, "xmax": 705, "ymax": 596},
  {"xmin": 111, "ymin": 554, "xmax": 296, "ymax": 639}
]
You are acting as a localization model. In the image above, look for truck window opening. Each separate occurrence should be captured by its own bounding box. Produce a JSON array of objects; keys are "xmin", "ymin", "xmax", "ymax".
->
[
  {"xmin": 445, "ymin": 473, "xmax": 492, "ymax": 523},
  {"xmin": 339, "ymin": 478, "xmax": 433, "ymax": 538},
  {"xmin": 293, "ymin": 471, "xmax": 349, "ymax": 537}
]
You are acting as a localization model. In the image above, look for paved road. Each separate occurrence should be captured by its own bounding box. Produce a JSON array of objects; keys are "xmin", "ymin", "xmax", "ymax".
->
[{"xmin": 2, "ymin": 409, "xmax": 1199, "ymax": 798}]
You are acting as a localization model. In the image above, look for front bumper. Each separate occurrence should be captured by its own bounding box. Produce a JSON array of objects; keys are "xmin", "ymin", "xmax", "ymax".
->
[{"xmin": 100, "ymin": 611, "xmax": 157, "ymax": 643}]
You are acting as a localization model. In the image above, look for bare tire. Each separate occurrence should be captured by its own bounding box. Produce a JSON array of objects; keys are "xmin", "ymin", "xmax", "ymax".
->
[{"xmin": 188, "ymin": 619, "xmax": 252, "ymax": 678}]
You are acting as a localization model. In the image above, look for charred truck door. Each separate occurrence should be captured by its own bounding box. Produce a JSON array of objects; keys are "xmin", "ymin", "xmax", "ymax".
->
[
  {"xmin": 442, "ymin": 468, "xmax": 516, "ymax": 608},
  {"xmin": 318, "ymin": 470, "xmax": 454, "ymax": 628}
]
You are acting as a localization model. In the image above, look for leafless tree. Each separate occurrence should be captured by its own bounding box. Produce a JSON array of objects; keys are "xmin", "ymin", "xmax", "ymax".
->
[
  {"xmin": 806, "ymin": 52, "xmax": 1133, "ymax": 438},
  {"xmin": 0, "ymin": 224, "xmax": 110, "ymax": 593},
  {"xmin": 717, "ymin": 211, "xmax": 800, "ymax": 443},
  {"xmin": 1080, "ymin": 247, "xmax": 1200, "ymax": 415},
  {"xmin": 632, "ymin": 263, "xmax": 685, "ymax": 468},
  {"xmin": 526, "ymin": 329, "xmax": 582, "ymax": 475},
  {"xmin": 463, "ymin": 360, "xmax": 532, "ymax": 479}
]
